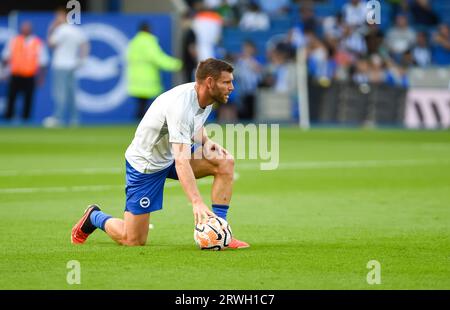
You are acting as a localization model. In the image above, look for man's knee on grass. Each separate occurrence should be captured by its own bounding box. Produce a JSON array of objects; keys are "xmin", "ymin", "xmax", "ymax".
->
[
  {"xmin": 123, "ymin": 237, "xmax": 147, "ymax": 246},
  {"xmin": 118, "ymin": 230, "xmax": 148, "ymax": 246}
]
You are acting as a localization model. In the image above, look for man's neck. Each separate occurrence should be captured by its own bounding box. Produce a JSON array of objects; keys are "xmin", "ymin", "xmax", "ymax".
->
[{"xmin": 194, "ymin": 83, "xmax": 212, "ymax": 109}]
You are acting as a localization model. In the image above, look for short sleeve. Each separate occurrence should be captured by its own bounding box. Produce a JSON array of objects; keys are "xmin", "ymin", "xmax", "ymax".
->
[
  {"xmin": 166, "ymin": 99, "xmax": 193, "ymax": 145},
  {"xmin": 39, "ymin": 43, "xmax": 49, "ymax": 67},
  {"xmin": 1, "ymin": 39, "xmax": 12, "ymax": 61},
  {"xmin": 49, "ymin": 26, "xmax": 64, "ymax": 46}
]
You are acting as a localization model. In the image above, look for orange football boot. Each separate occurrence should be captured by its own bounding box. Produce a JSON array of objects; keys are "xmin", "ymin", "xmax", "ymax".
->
[
  {"xmin": 227, "ymin": 238, "xmax": 250, "ymax": 249},
  {"xmin": 71, "ymin": 205, "xmax": 100, "ymax": 244}
]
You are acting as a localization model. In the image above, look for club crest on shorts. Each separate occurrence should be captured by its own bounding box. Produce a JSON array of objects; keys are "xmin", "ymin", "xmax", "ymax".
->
[{"xmin": 140, "ymin": 197, "xmax": 150, "ymax": 208}]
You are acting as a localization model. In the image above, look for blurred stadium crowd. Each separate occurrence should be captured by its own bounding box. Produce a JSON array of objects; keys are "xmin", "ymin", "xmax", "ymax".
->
[
  {"xmin": 181, "ymin": 0, "xmax": 450, "ymax": 121},
  {"xmin": 1, "ymin": 0, "xmax": 449, "ymax": 126}
]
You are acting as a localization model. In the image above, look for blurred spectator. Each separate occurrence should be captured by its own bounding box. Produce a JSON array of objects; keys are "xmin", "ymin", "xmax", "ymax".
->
[
  {"xmin": 322, "ymin": 12, "xmax": 344, "ymax": 76},
  {"xmin": 192, "ymin": 7, "xmax": 223, "ymax": 61},
  {"xmin": 185, "ymin": 0, "xmax": 202, "ymax": 12},
  {"xmin": 365, "ymin": 23, "xmax": 384, "ymax": 55},
  {"xmin": 385, "ymin": 60, "xmax": 409, "ymax": 88},
  {"xmin": 181, "ymin": 12, "xmax": 198, "ymax": 82},
  {"xmin": 203, "ymin": 0, "xmax": 239, "ymax": 12},
  {"xmin": 342, "ymin": 0, "xmax": 367, "ymax": 28},
  {"xmin": 306, "ymin": 32, "xmax": 330, "ymax": 82},
  {"xmin": 410, "ymin": 0, "xmax": 439, "ymax": 27},
  {"xmin": 286, "ymin": 4, "xmax": 318, "ymax": 49},
  {"xmin": 323, "ymin": 12, "xmax": 344, "ymax": 41},
  {"xmin": 385, "ymin": 14, "xmax": 416, "ymax": 61},
  {"xmin": 352, "ymin": 58, "xmax": 370, "ymax": 84},
  {"xmin": 340, "ymin": 25, "xmax": 367, "ymax": 58},
  {"xmin": 412, "ymin": 32, "xmax": 431, "ymax": 67},
  {"xmin": 235, "ymin": 40, "xmax": 262, "ymax": 120},
  {"xmin": 126, "ymin": 22, "xmax": 182, "ymax": 120},
  {"xmin": 401, "ymin": 49, "xmax": 415, "ymax": 67},
  {"xmin": 256, "ymin": 0, "xmax": 290, "ymax": 16},
  {"xmin": 216, "ymin": 0, "xmax": 239, "ymax": 26},
  {"xmin": 431, "ymin": 24, "xmax": 450, "ymax": 65},
  {"xmin": 306, "ymin": 32, "xmax": 335, "ymax": 122},
  {"xmin": 1, "ymin": 21, "xmax": 48, "ymax": 122},
  {"xmin": 368, "ymin": 54, "xmax": 386, "ymax": 83},
  {"xmin": 387, "ymin": 0, "xmax": 409, "ymax": 22},
  {"xmin": 333, "ymin": 46, "xmax": 353, "ymax": 81},
  {"xmin": 204, "ymin": 0, "xmax": 222, "ymax": 10},
  {"xmin": 285, "ymin": 3, "xmax": 318, "ymax": 49},
  {"xmin": 239, "ymin": 2, "xmax": 270, "ymax": 32},
  {"xmin": 261, "ymin": 42, "xmax": 296, "ymax": 94},
  {"xmin": 287, "ymin": 25, "xmax": 306, "ymax": 51},
  {"xmin": 43, "ymin": 8, "xmax": 89, "ymax": 128},
  {"xmin": 369, "ymin": 54, "xmax": 386, "ymax": 83},
  {"xmin": 298, "ymin": 4, "xmax": 319, "ymax": 34}
]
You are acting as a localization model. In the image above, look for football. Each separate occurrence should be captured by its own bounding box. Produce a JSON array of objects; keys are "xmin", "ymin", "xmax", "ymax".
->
[{"xmin": 194, "ymin": 216, "xmax": 232, "ymax": 250}]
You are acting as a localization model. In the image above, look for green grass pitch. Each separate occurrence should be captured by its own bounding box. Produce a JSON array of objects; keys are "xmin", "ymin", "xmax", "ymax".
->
[{"xmin": 0, "ymin": 126, "xmax": 449, "ymax": 289}]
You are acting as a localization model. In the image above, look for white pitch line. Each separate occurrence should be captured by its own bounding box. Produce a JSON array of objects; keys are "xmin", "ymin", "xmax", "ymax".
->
[
  {"xmin": 0, "ymin": 136, "xmax": 126, "ymax": 145},
  {"xmin": 0, "ymin": 184, "xmax": 124, "ymax": 194},
  {"xmin": 238, "ymin": 158, "xmax": 450, "ymax": 170},
  {"xmin": 0, "ymin": 177, "xmax": 222, "ymax": 195},
  {"xmin": 0, "ymin": 167, "xmax": 123, "ymax": 177},
  {"xmin": 0, "ymin": 158, "xmax": 448, "ymax": 177},
  {"xmin": 0, "ymin": 158, "xmax": 443, "ymax": 195},
  {"xmin": 0, "ymin": 159, "xmax": 450, "ymax": 177}
]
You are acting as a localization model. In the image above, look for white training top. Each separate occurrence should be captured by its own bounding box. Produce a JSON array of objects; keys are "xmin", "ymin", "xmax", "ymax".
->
[
  {"xmin": 125, "ymin": 82, "xmax": 212, "ymax": 173},
  {"xmin": 49, "ymin": 23, "xmax": 88, "ymax": 70}
]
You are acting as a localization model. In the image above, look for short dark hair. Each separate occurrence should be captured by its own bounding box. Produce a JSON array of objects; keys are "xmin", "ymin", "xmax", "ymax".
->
[
  {"xmin": 55, "ymin": 6, "xmax": 68, "ymax": 14},
  {"xmin": 195, "ymin": 58, "xmax": 234, "ymax": 81},
  {"xmin": 139, "ymin": 22, "xmax": 150, "ymax": 32}
]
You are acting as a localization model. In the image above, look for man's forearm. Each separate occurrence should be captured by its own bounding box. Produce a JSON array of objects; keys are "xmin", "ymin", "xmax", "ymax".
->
[{"xmin": 175, "ymin": 159, "xmax": 203, "ymax": 204}]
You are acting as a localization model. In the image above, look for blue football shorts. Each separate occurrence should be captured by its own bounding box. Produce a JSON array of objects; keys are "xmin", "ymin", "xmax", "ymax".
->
[{"xmin": 124, "ymin": 144, "xmax": 201, "ymax": 215}]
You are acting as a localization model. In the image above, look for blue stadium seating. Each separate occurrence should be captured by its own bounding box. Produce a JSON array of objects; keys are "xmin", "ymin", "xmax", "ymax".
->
[{"xmin": 221, "ymin": 0, "xmax": 450, "ymax": 64}]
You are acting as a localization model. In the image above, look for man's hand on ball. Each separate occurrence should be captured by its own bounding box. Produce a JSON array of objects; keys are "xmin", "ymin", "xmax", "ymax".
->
[{"xmin": 192, "ymin": 201, "xmax": 215, "ymax": 225}]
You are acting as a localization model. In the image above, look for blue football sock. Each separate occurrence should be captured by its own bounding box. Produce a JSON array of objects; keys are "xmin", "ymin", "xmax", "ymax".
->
[
  {"xmin": 90, "ymin": 210, "xmax": 112, "ymax": 231},
  {"xmin": 212, "ymin": 204, "xmax": 229, "ymax": 221}
]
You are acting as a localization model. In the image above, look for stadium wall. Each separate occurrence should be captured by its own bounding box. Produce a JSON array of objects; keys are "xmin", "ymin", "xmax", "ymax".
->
[{"xmin": 405, "ymin": 68, "xmax": 450, "ymax": 129}]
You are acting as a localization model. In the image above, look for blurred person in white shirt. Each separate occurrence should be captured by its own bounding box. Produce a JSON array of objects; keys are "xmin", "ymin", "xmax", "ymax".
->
[
  {"xmin": 192, "ymin": 5, "xmax": 223, "ymax": 61},
  {"xmin": 256, "ymin": 0, "xmax": 290, "ymax": 16},
  {"xmin": 235, "ymin": 40, "xmax": 262, "ymax": 119},
  {"xmin": 239, "ymin": 2, "xmax": 270, "ymax": 32},
  {"xmin": 412, "ymin": 32, "xmax": 431, "ymax": 67},
  {"xmin": 44, "ymin": 7, "xmax": 89, "ymax": 127},
  {"xmin": 342, "ymin": 0, "xmax": 367, "ymax": 28},
  {"xmin": 385, "ymin": 14, "xmax": 416, "ymax": 62}
]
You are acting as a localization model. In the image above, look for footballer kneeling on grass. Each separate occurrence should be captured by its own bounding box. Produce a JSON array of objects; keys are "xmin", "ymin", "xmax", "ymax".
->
[{"xmin": 71, "ymin": 58, "xmax": 249, "ymax": 249}]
